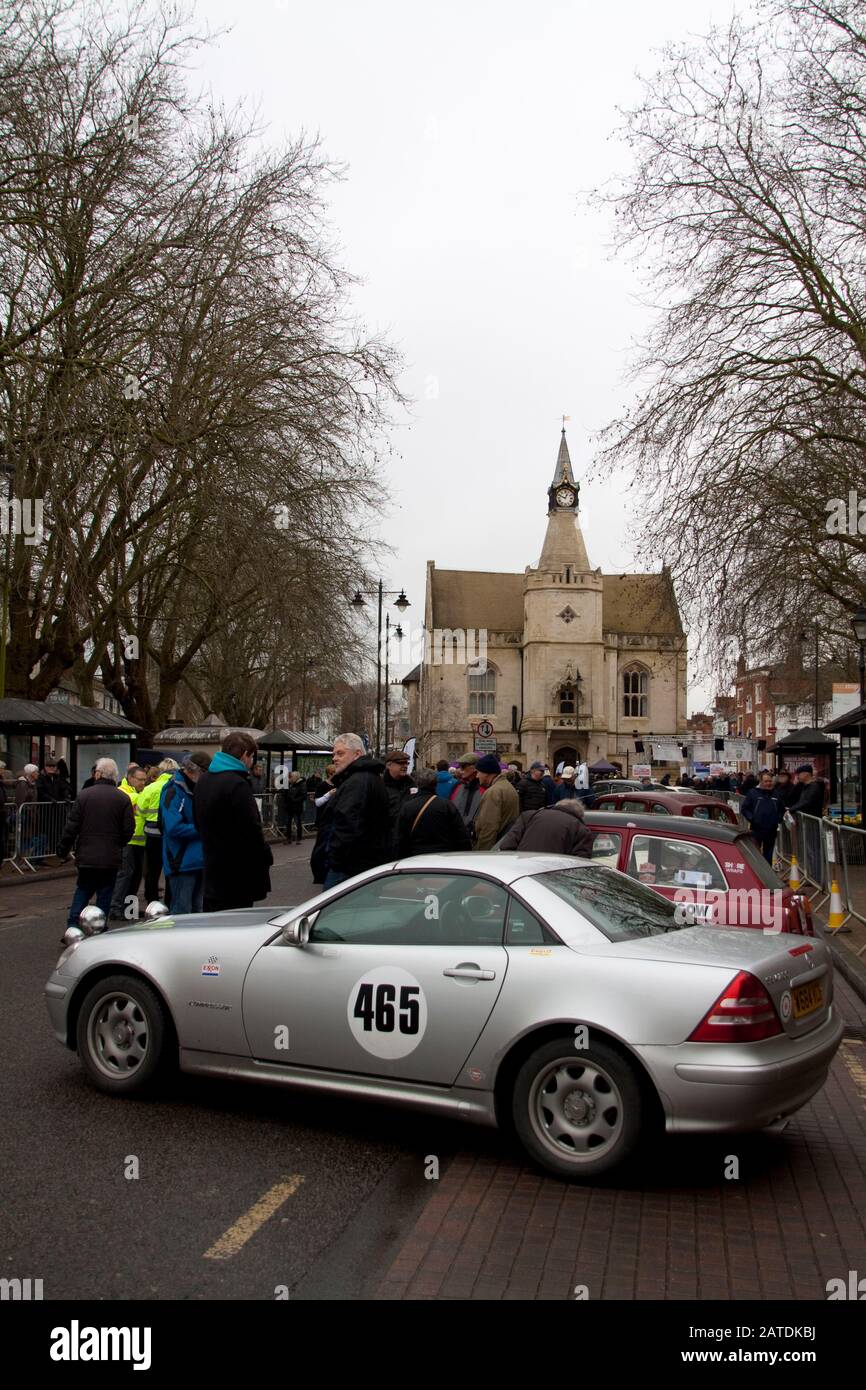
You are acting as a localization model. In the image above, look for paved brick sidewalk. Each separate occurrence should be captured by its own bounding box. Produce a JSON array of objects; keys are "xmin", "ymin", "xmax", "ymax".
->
[{"xmin": 377, "ymin": 997, "xmax": 866, "ymax": 1300}]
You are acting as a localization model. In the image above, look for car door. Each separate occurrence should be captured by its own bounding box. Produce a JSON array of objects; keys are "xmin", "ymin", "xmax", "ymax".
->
[
  {"xmin": 242, "ymin": 870, "xmax": 509, "ymax": 1084},
  {"xmin": 623, "ymin": 832, "xmax": 728, "ymax": 919}
]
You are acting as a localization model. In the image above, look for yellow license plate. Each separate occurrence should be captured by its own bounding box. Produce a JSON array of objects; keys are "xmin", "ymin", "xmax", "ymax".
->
[{"xmin": 793, "ymin": 980, "xmax": 824, "ymax": 1018}]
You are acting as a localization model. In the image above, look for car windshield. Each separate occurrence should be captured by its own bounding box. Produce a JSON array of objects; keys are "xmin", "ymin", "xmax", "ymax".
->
[
  {"xmin": 736, "ymin": 836, "xmax": 784, "ymax": 888},
  {"xmin": 537, "ymin": 866, "xmax": 687, "ymax": 941}
]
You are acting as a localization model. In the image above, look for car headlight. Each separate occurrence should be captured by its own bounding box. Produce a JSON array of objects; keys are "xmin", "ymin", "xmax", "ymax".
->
[{"xmin": 55, "ymin": 941, "xmax": 82, "ymax": 971}]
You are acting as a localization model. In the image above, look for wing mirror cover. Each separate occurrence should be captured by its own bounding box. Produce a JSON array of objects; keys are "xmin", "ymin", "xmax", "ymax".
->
[{"xmin": 281, "ymin": 912, "xmax": 317, "ymax": 946}]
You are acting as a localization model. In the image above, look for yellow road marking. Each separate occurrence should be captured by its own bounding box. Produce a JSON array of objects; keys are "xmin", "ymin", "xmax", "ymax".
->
[
  {"xmin": 203, "ymin": 1176, "xmax": 304, "ymax": 1260},
  {"xmin": 841, "ymin": 1040, "xmax": 866, "ymax": 1104}
]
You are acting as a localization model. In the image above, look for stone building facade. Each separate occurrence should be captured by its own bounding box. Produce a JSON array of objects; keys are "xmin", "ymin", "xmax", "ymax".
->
[{"xmin": 415, "ymin": 430, "xmax": 688, "ymax": 769}]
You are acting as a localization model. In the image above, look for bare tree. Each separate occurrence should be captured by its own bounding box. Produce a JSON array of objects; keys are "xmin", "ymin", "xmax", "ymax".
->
[
  {"xmin": 0, "ymin": 0, "xmax": 402, "ymax": 730},
  {"xmin": 593, "ymin": 0, "xmax": 866, "ymax": 683}
]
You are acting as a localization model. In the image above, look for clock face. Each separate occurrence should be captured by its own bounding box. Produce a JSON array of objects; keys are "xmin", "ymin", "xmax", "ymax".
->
[{"xmin": 556, "ymin": 486, "xmax": 575, "ymax": 507}]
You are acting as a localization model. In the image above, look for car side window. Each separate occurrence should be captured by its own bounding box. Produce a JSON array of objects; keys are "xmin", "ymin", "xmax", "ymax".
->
[
  {"xmin": 308, "ymin": 872, "xmax": 509, "ymax": 947},
  {"xmin": 620, "ymin": 799, "xmax": 647, "ymax": 813},
  {"xmin": 625, "ymin": 835, "xmax": 728, "ymax": 890},
  {"xmin": 589, "ymin": 830, "xmax": 622, "ymax": 868},
  {"xmin": 505, "ymin": 898, "xmax": 559, "ymax": 946},
  {"xmin": 596, "ymin": 799, "xmax": 616, "ymax": 811},
  {"xmin": 651, "ymin": 803, "xmax": 671, "ymax": 815}
]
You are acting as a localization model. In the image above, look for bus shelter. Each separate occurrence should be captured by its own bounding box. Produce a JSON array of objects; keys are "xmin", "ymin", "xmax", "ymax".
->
[
  {"xmin": 0, "ymin": 698, "xmax": 144, "ymax": 792},
  {"xmin": 257, "ymin": 729, "xmax": 333, "ymax": 786}
]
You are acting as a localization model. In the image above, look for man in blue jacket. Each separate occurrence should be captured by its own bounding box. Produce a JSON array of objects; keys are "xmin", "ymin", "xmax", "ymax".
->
[
  {"xmin": 741, "ymin": 769, "xmax": 782, "ymax": 863},
  {"xmin": 161, "ymin": 753, "xmax": 211, "ymax": 913}
]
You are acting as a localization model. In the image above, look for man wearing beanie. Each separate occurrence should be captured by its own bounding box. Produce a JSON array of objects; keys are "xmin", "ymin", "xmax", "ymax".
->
[{"xmin": 473, "ymin": 754, "xmax": 519, "ymax": 850}]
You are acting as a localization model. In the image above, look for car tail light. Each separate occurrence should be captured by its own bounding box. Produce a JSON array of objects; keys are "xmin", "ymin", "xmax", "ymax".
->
[
  {"xmin": 781, "ymin": 898, "xmax": 802, "ymax": 935},
  {"xmin": 688, "ymin": 970, "xmax": 782, "ymax": 1042},
  {"xmin": 796, "ymin": 895, "xmax": 815, "ymax": 937}
]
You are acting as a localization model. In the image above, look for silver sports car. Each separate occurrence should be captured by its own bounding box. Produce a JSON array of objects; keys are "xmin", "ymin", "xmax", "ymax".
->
[{"xmin": 45, "ymin": 853, "xmax": 843, "ymax": 1179}]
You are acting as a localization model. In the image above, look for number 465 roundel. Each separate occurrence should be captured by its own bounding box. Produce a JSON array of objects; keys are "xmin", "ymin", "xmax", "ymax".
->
[{"xmin": 347, "ymin": 967, "xmax": 429, "ymax": 1060}]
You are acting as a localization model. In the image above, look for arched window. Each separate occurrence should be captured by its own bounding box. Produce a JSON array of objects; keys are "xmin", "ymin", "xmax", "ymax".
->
[
  {"xmin": 468, "ymin": 662, "xmax": 496, "ymax": 715},
  {"xmin": 559, "ymin": 682, "xmax": 576, "ymax": 716},
  {"xmin": 622, "ymin": 666, "xmax": 649, "ymax": 718}
]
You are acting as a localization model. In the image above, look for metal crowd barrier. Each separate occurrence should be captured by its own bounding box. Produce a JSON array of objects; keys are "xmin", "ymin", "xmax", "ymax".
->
[
  {"xmin": 3, "ymin": 800, "xmax": 74, "ymax": 873},
  {"xmin": 773, "ymin": 812, "xmax": 866, "ymax": 951}
]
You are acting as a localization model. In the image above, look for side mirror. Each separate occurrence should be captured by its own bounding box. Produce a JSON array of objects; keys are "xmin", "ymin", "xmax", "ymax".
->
[{"xmin": 281, "ymin": 912, "xmax": 316, "ymax": 946}]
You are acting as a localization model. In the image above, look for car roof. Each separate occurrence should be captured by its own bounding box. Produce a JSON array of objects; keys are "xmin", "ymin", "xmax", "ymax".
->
[
  {"xmin": 584, "ymin": 811, "xmax": 744, "ymax": 841},
  {"xmin": 594, "ymin": 790, "xmax": 727, "ymax": 810},
  {"xmin": 392, "ymin": 851, "xmax": 586, "ymax": 884}
]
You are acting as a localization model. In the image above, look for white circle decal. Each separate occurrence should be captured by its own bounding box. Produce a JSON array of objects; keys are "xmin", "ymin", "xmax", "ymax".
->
[
  {"xmin": 779, "ymin": 990, "xmax": 792, "ymax": 1021},
  {"xmin": 347, "ymin": 966, "xmax": 428, "ymax": 1059}
]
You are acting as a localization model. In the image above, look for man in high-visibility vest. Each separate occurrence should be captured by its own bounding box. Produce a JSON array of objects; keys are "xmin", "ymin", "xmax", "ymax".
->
[
  {"xmin": 135, "ymin": 760, "xmax": 179, "ymax": 904},
  {"xmin": 108, "ymin": 765, "xmax": 148, "ymax": 920}
]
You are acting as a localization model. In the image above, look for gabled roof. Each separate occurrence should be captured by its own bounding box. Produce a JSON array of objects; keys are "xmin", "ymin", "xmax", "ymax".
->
[
  {"xmin": 430, "ymin": 568, "xmax": 524, "ymax": 632},
  {"xmin": 600, "ymin": 571, "xmax": 684, "ymax": 637},
  {"xmin": 429, "ymin": 566, "xmax": 684, "ymax": 638}
]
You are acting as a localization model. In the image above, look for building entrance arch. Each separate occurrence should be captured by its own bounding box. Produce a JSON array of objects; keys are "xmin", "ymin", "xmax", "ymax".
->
[{"xmin": 551, "ymin": 744, "xmax": 578, "ymax": 771}]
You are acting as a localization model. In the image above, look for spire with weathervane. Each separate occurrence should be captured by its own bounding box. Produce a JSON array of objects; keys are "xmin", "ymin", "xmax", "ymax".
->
[{"xmin": 538, "ymin": 423, "xmax": 592, "ymax": 572}]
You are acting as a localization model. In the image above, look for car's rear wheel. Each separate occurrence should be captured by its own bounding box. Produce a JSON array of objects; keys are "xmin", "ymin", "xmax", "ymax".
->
[
  {"xmin": 512, "ymin": 1036, "xmax": 644, "ymax": 1179},
  {"xmin": 76, "ymin": 974, "xmax": 170, "ymax": 1095}
]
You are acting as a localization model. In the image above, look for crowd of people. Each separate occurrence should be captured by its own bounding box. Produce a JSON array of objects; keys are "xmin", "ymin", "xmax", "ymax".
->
[{"xmin": 2, "ymin": 734, "xmax": 828, "ymax": 930}]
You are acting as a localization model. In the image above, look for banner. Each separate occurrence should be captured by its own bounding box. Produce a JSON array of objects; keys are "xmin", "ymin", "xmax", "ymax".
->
[
  {"xmin": 651, "ymin": 740, "xmax": 684, "ymax": 763},
  {"xmin": 724, "ymin": 738, "xmax": 755, "ymax": 762}
]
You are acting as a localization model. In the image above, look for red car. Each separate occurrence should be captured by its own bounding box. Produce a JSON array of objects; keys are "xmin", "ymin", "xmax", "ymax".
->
[
  {"xmin": 591, "ymin": 789, "xmax": 740, "ymax": 826},
  {"xmin": 583, "ymin": 811, "xmax": 813, "ymax": 934}
]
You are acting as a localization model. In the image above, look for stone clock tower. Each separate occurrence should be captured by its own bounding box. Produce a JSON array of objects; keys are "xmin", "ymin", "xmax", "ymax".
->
[
  {"xmin": 522, "ymin": 429, "xmax": 606, "ymax": 766},
  {"xmin": 415, "ymin": 426, "xmax": 687, "ymax": 772}
]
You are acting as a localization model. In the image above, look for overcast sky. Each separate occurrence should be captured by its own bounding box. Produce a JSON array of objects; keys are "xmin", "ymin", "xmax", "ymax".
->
[{"xmin": 195, "ymin": 0, "xmax": 740, "ymax": 711}]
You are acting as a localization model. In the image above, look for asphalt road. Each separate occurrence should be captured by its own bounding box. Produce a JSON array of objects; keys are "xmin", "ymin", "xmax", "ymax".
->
[{"xmin": 0, "ymin": 842, "xmax": 482, "ymax": 1301}]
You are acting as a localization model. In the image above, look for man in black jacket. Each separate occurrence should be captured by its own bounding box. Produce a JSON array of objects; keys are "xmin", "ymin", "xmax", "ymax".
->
[
  {"xmin": 36, "ymin": 758, "xmax": 72, "ymax": 803},
  {"xmin": 193, "ymin": 732, "xmax": 274, "ymax": 912},
  {"xmin": 382, "ymin": 749, "xmax": 415, "ymax": 826},
  {"xmin": 58, "ymin": 758, "xmax": 134, "ymax": 929},
  {"xmin": 518, "ymin": 762, "xmax": 552, "ymax": 813},
  {"xmin": 395, "ymin": 768, "xmax": 471, "ymax": 858},
  {"xmin": 323, "ymin": 733, "xmax": 392, "ymax": 889},
  {"xmin": 772, "ymin": 768, "xmax": 799, "ymax": 810},
  {"xmin": 788, "ymin": 764, "xmax": 826, "ymax": 819}
]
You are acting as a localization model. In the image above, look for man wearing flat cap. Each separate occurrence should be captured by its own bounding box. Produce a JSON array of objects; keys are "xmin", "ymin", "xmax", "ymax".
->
[
  {"xmin": 382, "ymin": 749, "xmax": 415, "ymax": 828},
  {"xmin": 450, "ymin": 752, "xmax": 483, "ymax": 829},
  {"xmin": 473, "ymin": 755, "xmax": 519, "ymax": 850}
]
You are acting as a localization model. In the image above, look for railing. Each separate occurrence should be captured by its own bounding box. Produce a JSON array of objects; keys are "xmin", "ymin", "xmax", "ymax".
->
[
  {"xmin": 2, "ymin": 799, "xmax": 74, "ymax": 874},
  {"xmin": 774, "ymin": 811, "xmax": 866, "ymax": 953},
  {"xmin": 1, "ymin": 792, "xmax": 316, "ymax": 874},
  {"xmin": 257, "ymin": 791, "xmax": 314, "ymax": 842}
]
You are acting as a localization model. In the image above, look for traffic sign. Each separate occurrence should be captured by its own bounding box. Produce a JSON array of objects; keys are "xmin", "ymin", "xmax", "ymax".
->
[{"xmin": 476, "ymin": 719, "xmax": 494, "ymax": 739}]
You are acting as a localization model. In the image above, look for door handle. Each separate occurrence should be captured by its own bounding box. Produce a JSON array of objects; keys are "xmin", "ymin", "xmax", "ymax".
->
[{"xmin": 443, "ymin": 965, "xmax": 496, "ymax": 981}]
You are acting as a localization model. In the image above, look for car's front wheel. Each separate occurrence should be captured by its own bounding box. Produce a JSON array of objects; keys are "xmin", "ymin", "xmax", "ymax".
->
[
  {"xmin": 75, "ymin": 974, "xmax": 170, "ymax": 1095},
  {"xmin": 512, "ymin": 1036, "xmax": 644, "ymax": 1179}
]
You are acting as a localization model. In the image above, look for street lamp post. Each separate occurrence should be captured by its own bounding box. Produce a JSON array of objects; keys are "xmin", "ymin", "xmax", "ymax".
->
[
  {"xmin": 351, "ymin": 584, "xmax": 410, "ymax": 757},
  {"xmin": 299, "ymin": 656, "xmax": 315, "ymax": 731},
  {"xmin": 0, "ymin": 460, "xmax": 15, "ymax": 699},
  {"xmin": 851, "ymin": 607, "xmax": 866, "ymax": 825},
  {"xmin": 384, "ymin": 618, "xmax": 404, "ymax": 753}
]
